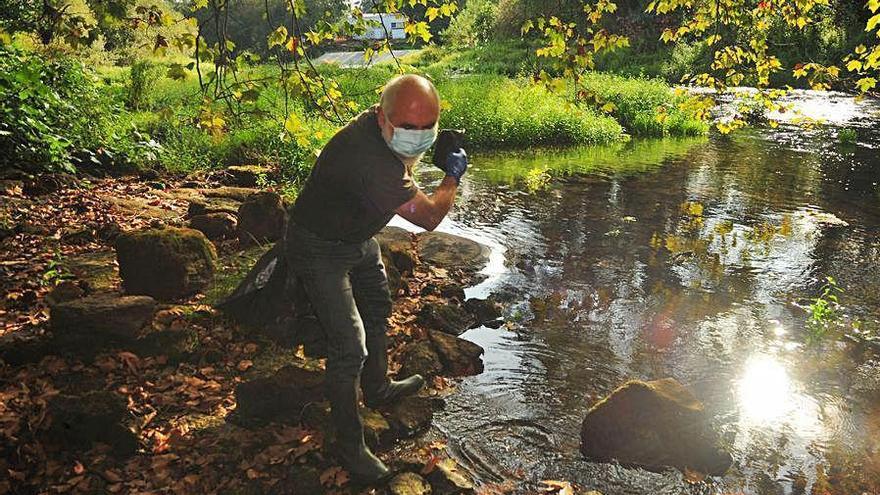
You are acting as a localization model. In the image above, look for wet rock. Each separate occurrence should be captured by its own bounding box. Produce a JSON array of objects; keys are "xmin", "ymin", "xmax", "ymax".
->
[
  {"xmin": 51, "ymin": 294, "xmax": 157, "ymax": 339},
  {"xmin": 428, "ymin": 331, "xmax": 484, "ymax": 377},
  {"xmin": 234, "ymin": 365, "xmax": 324, "ymax": 425},
  {"xmin": 439, "ymin": 284, "xmax": 466, "ymax": 302},
  {"xmin": 116, "ymin": 227, "xmax": 217, "ymax": 300},
  {"xmin": 45, "ymin": 280, "xmax": 85, "ymax": 306},
  {"xmin": 387, "ymin": 396, "xmax": 433, "ymax": 438},
  {"xmin": 238, "ymin": 191, "xmax": 286, "ymax": 247},
  {"xmin": 398, "ymin": 341, "xmax": 443, "ymax": 377},
  {"xmin": 189, "ymin": 212, "xmax": 238, "ymax": 240},
  {"xmin": 579, "ymin": 378, "xmax": 732, "ymax": 476},
  {"xmin": 418, "ymin": 303, "xmax": 474, "ymax": 336},
  {"xmin": 425, "ymin": 458, "xmax": 475, "ymax": 495},
  {"xmin": 221, "ymin": 165, "xmax": 275, "ymax": 187},
  {"xmin": 463, "ymin": 297, "xmax": 502, "ymax": 327},
  {"xmin": 417, "ymin": 232, "xmax": 489, "ymax": 273},
  {"xmin": 45, "ymin": 391, "xmax": 137, "ymax": 457},
  {"xmin": 389, "ymin": 472, "xmax": 432, "ymax": 495}
]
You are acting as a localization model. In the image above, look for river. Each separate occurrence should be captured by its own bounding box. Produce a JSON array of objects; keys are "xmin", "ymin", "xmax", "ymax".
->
[{"xmin": 391, "ymin": 90, "xmax": 880, "ymax": 494}]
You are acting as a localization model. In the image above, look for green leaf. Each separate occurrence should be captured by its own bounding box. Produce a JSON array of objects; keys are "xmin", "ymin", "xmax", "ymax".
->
[{"xmin": 268, "ymin": 26, "xmax": 288, "ymax": 49}]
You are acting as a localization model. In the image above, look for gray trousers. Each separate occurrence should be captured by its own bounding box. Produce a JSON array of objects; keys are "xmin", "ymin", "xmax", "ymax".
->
[{"xmin": 284, "ymin": 221, "xmax": 392, "ymax": 394}]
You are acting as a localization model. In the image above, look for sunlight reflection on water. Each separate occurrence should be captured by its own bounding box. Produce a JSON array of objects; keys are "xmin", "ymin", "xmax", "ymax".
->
[{"xmin": 735, "ymin": 354, "xmax": 821, "ymax": 436}]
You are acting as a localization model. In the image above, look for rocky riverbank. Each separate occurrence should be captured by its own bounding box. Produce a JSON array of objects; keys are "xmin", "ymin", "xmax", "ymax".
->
[{"xmin": 0, "ymin": 167, "xmax": 504, "ymax": 494}]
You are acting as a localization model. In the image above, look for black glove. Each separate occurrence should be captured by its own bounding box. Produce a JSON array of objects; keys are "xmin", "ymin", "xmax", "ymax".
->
[{"xmin": 432, "ymin": 129, "xmax": 466, "ymax": 173}]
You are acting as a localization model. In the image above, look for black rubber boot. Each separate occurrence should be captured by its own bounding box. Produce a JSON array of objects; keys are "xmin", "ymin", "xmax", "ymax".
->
[
  {"xmin": 361, "ymin": 331, "xmax": 426, "ymax": 408},
  {"xmin": 327, "ymin": 376, "xmax": 390, "ymax": 484}
]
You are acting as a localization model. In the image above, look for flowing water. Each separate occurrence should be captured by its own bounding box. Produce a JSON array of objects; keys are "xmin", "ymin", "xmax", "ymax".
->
[{"xmin": 393, "ymin": 91, "xmax": 880, "ymax": 494}]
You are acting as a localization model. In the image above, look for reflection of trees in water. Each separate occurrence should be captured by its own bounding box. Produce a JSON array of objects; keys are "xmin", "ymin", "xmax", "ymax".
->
[{"xmin": 443, "ymin": 129, "xmax": 880, "ymax": 493}]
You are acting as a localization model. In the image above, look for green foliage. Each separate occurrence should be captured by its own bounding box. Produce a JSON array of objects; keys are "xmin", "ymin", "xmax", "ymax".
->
[
  {"xmin": 443, "ymin": 0, "xmax": 498, "ymax": 47},
  {"xmin": 838, "ymin": 128, "xmax": 857, "ymax": 145},
  {"xmin": 578, "ymin": 72, "xmax": 709, "ymax": 137},
  {"xmin": 0, "ymin": 46, "xmax": 108, "ymax": 173},
  {"xmin": 807, "ymin": 276, "xmax": 844, "ymax": 342},
  {"xmin": 127, "ymin": 59, "xmax": 164, "ymax": 110},
  {"xmin": 437, "ymin": 75, "xmax": 623, "ymax": 147}
]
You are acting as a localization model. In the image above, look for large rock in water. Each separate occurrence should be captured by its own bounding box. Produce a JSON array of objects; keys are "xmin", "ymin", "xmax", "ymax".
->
[
  {"xmin": 428, "ymin": 331, "xmax": 484, "ymax": 377},
  {"xmin": 579, "ymin": 378, "xmax": 732, "ymax": 475},
  {"xmin": 116, "ymin": 227, "xmax": 217, "ymax": 300},
  {"xmin": 238, "ymin": 191, "xmax": 286, "ymax": 246},
  {"xmin": 417, "ymin": 231, "xmax": 489, "ymax": 272}
]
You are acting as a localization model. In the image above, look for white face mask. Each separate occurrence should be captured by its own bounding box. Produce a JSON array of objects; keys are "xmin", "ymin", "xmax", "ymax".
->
[{"xmin": 387, "ymin": 125, "xmax": 438, "ymax": 158}]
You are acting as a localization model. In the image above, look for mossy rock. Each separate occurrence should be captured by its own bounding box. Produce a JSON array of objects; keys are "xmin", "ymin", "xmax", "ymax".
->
[
  {"xmin": 389, "ymin": 472, "xmax": 433, "ymax": 495},
  {"xmin": 233, "ymin": 365, "xmax": 324, "ymax": 425},
  {"xmin": 116, "ymin": 227, "xmax": 217, "ymax": 301},
  {"xmin": 51, "ymin": 294, "xmax": 157, "ymax": 339},
  {"xmin": 238, "ymin": 191, "xmax": 286, "ymax": 247},
  {"xmin": 188, "ymin": 212, "xmax": 237, "ymax": 240},
  {"xmin": 222, "ymin": 165, "xmax": 275, "ymax": 187}
]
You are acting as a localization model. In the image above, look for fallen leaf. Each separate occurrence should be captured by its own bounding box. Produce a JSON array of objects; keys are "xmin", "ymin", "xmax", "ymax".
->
[{"xmin": 236, "ymin": 360, "xmax": 253, "ymax": 372}]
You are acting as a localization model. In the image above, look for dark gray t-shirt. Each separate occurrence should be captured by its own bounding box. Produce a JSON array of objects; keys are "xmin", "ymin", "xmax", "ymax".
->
[{"xmin": 289, "ymin": 107, "xmax": 418, "ymax": 243}]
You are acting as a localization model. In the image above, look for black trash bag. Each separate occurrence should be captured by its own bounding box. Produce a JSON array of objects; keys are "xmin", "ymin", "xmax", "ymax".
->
[
  {"xmin": 215, "ymin": 242, "xmax": 328, "ymax": 356},
  {"xmin": 432, "ymin": 129, "xmax": 466, "ymax": 172}
]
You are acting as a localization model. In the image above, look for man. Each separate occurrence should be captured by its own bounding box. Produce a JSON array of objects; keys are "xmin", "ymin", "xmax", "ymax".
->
[{"xmin": 284, "ymin": 74, "xmax": 468, "ymax": 483}]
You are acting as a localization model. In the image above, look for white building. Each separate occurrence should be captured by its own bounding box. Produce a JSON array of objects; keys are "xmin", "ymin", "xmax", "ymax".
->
[{"xmin": 353, "ymin": 12, "xmax": 407, "ymax": 40}]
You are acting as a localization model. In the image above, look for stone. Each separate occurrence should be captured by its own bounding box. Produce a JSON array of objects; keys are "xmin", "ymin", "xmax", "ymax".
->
[
  {"xmin": 384, "ymin": 252, "xmax": 404, "ymax": 296},
  {"xmin": 116, "ymin": 227, "xmax": 217, "ymax": 300},
  {"xmin": 51, "ymin": 294, "xmax": 157, "ymax": 339},
  {"xmin": 96, "ymin": 221, "xmax": 123, "ymax": 243},
  {"xmin": 398, "ymin": 341, "xmax": 443, "ymax": 377},
  {"xmin": 238, "ymin": 191, "xmax": 286, "ymax": 247},
  {"xmin": 439, "ymin": 284, "xmax": 466, "ymax": 302},
  {"xmin": 203, "ymin": 186, "xmax": 260, "ymax": 202},
  {"xmin": 418, "ymin": 303, "xmax": 474, "ymax": 336},
  {"xmin": 23, "ymin": 173, "xmax": 77, "ymax": 196},
  {"xmin": 45, "ymin": 280, "xmax": 85, "ymax": 306},
  {"xmin": 387, "ymin": 396, "xmax": 433, "ymax": 438},
  {"xmin": 463, "ymin": 297, "xmax": 503, "ymax": 327},
  {"xmin": 425, "ymin": 458, "xmax": 474, "ymax": 495},
  {"xmin": 138, "ymin": 168, "xmax": 161, "ymax": 180},
  {"xmin": 389, "ymin": 472, "xmax": 433, "ymax": 495},
  {"xmin": 45, "ymin": 391, "xmax": 138, "ymax": 457},
  {"xmin": 234, "ymin": 365, "xmax": 324, "ymax": 425},
  {"xmin": 378, "ymin": 227, "xmax": 417, "ymax": 274},
  {"xmin": 579, "ymin": 378, "xmax": 732, "ymax": 476},
  {"xmin": 417, "ymin": 232, "xmax": 489, "ymax": 272},
  {"xmin": 189, "ymin": 213, "xmax": 238, "ymax": 240},
  {"xmin": 428, "ymin": 331, "xmax": 484, "ymax": 377},
  {"xmin": 300, "ymin": 402, "xmax": 394, "ymax": 450},
  {"xmin": 186, "ymin": 198, "xmax": 239, "ymax": 218},
  {"xmin": 221, "ymin": 165, "xmax": 274, "ymax": 187}
]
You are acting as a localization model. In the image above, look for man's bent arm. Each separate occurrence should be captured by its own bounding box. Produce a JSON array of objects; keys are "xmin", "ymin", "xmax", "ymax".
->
[{"xmin": 394, "ymin": 177, "xmax": 458, "ymax": 231}]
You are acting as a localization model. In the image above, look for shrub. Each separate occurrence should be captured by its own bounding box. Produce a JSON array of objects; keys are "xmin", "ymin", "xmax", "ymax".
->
[
  {"xmin": 578, "ymin": 72, "xmax": 709, "ymax": 137},
  {"xmin": 0, "ymin": 46, "xmax": 110, "ymax": 174},
  {"xmin": 127, "ymin": 59, "xmax": 165, "ymax": 110},
  {"xmin": 443, "ymin": 0, "xmax": 498, "ymax": 47}
]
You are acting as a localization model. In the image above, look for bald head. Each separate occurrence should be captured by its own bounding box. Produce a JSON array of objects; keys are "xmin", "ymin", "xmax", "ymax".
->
[{"xmin": 378, "ymin": 74, "xmax": 440, "ymax": 129}]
